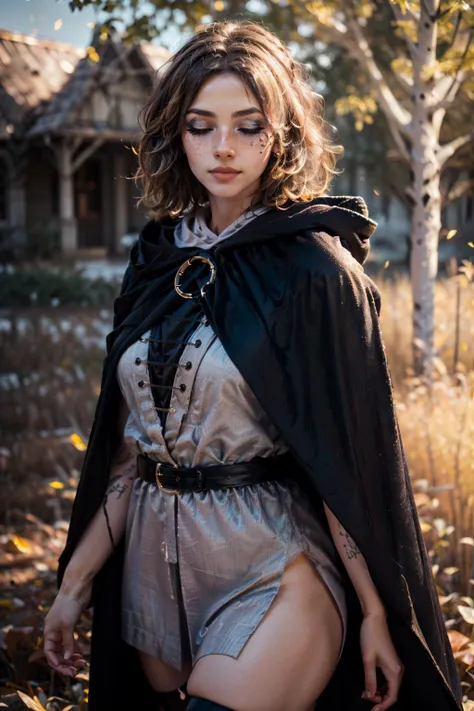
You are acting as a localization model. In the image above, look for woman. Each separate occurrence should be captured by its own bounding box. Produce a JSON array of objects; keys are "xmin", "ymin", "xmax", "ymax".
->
[{"xmin": 43, "ymin": 20, "xmax": 462, "ymax": 711}]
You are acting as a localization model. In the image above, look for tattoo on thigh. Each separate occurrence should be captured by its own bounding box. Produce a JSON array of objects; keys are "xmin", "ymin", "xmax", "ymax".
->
[{"xmin": 339, "ymin": 525, "xmax": 361, "ymax": 560}]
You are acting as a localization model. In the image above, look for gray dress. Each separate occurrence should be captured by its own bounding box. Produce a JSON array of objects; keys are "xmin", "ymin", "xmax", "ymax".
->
[{"xmin": 117, "ymin": 205, "xmax": 348, "ymax": 672}]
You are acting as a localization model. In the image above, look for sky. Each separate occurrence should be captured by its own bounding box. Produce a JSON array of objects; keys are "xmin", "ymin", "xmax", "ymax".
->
[{"xmin": 0, "ymin": 0, "xmax": 182, "ymax": 50}]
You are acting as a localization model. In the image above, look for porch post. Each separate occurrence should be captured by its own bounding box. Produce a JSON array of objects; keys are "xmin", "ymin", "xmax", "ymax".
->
[
  {"xmin": 58, "ymin": 140, "xmax": 78, "ymax": 256},
  {"xmin": 113, "ymin": 149, "xmax": 128, "ymax": 255}
]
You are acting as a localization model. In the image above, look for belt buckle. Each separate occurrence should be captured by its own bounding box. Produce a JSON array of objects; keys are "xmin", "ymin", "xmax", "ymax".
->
[{"xmin": 155, "ymin": 463, "xmax": 182, "ymax": 495}]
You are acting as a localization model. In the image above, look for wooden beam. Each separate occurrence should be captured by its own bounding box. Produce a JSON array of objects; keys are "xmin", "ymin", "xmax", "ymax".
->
[
  {"xmin": 58, "ymin": 140, "xmax": 77, "ymax": 256},
  {"xmin": 113, "ymin": 150, "xmax": 128, "ymax": 256},
  {"xmin": 71, "ymin": 137, "xmax": 104, "ymax": 173}
]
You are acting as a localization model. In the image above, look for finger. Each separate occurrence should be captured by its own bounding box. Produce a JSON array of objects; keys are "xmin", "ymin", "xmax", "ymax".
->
[
  {"xmin": 70, "ymin": 656, "xmax": 87, "ymax": 671},
  {"xmin": 44, "ymin": 635, "xmax": 64, "ymax": 669},
  {"xmin": 61, "ymin": 623, "xmax": 75, "ymax": 661},
  {"xmin": 54, "ymin": 662, "xmax": 77, "ymax": 678},
  {"xmin": 372, "ymin": 668, "xmax": 401, "ymax": 711},
  {"xmin": 362, "ymin": 656, "xmax": 379, "ymax": 701}
]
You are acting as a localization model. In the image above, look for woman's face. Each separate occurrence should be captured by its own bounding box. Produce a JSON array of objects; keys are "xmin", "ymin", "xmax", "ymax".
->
[{"xmin": 181, "ymin": 72, "xmax": 276, "ymax": 202}]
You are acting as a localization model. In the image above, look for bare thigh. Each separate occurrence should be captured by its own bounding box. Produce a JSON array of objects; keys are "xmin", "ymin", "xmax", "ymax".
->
[
  {"xmin": 187, "ymin": 552, "xmax": 344, "ymax": 711},
  {"xmin": 138, "ymin": 651, "xmax": 192, "ymax": 693}
]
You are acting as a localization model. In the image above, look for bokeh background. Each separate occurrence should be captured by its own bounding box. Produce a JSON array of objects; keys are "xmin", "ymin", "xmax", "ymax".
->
[{"xmin": 1, "ymin": 0, "xmax": 474, "ymax": 708}]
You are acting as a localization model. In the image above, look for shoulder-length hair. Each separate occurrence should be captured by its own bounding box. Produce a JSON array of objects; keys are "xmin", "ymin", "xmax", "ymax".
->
[{"xmin": 134, "ymin": 20, "xmax": 344, "ymax": 219}]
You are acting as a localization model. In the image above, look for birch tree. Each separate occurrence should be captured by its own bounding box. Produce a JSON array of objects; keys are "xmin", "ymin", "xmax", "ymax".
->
[
  {"xmin": 71, "ymin": 0, "xmax": 474, "ymax": 378},
  {"xmin": 291, "ymin": 0, "xmax": 474, "ymax": 379}
]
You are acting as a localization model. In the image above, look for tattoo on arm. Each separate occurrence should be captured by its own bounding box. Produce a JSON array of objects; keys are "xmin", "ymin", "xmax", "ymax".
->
[
  {"xmin": 105, "ymin": 475, "xmax": 129, "ymax": 500},
  {"xmin": 339, "ymin": 524, "xmax": 361, "ymax": 560}
]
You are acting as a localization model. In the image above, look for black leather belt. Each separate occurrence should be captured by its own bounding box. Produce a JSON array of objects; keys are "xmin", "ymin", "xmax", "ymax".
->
[{"xmin": 136, "ymin": 452, "xmax": 294, "ymax": 494}]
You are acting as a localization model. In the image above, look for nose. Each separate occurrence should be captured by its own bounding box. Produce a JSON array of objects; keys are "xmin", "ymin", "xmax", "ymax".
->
[{"xmin": 213, "ymin": 129, "xmax": 236, "ymax": 158}]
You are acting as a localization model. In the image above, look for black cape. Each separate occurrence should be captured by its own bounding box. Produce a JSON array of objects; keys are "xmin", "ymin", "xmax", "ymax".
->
[{"xmin": 57, "ymin": 196, "xmax": 462, "ymax": 710}]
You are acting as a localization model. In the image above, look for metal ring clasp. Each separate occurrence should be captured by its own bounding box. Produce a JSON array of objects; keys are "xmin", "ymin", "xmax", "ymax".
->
[
  {"xmin": 174, "ymin": 255, "xmax": 216, "ymax": 300},
  {"xmin": 155, "ymin": 463, "xmax": 182, "ymax": 495}
]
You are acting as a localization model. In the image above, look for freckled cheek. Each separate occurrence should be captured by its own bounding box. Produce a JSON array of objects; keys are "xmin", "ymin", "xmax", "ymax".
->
[
  {"xmin": 183, "ymin": 135, "xmax": 207, "ymax": 162},
  {"xmin": 248, "ymin": 134, "xmax": 274, "ymax": 165}
]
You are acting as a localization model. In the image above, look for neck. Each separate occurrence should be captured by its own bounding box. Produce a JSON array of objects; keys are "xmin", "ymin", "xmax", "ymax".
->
[{"xmin": 207, "ymin": 192, "xmax": 259, "ymax": 235}]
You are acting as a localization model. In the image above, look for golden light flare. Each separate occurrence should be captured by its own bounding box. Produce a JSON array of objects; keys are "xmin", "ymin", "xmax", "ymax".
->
[{"xmin": 69, "ymin": 433, "xmax": 87, "ymax": 451}]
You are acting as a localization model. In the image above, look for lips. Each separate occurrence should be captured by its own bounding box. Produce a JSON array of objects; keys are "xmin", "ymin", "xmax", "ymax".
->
[{"xmin": 210, "ymin": 168, "xmax": 241, "ymax": 174}]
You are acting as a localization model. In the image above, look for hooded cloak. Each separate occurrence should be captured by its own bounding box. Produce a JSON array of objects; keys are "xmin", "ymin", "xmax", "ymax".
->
[{"xmin": 57, "ymin": 195, "xmax": 462, "ymax": 710}]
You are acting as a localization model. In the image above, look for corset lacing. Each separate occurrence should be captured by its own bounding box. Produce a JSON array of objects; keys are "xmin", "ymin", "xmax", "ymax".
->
[{"xmin": 145, "ymin": 300, "xmax": 210, "ymax": 426}]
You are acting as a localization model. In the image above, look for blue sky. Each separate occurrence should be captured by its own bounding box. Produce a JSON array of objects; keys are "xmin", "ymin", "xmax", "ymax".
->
[{"xmin": 0, "ymin": 0, "xmax": 182, "ymax": 49}]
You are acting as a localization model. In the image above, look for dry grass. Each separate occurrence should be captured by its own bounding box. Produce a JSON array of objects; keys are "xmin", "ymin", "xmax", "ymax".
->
[{"xmin": 1, "ymin": 261, "xmax": 474, "ymax": 708}]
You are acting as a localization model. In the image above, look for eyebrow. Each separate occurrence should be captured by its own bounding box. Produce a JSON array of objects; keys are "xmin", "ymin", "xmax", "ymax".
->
[{"xmin": 185, "ymin": 108, "xmax": 264, "ymax": 118}]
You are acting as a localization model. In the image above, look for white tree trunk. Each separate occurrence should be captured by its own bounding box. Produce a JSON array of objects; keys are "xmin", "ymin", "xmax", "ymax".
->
[{"xmin": 409, "ymin": 0, "xmax": 440, "ymax": 380}]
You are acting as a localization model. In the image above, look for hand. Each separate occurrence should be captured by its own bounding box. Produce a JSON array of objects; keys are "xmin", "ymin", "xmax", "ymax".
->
[
  {"xmin": 43, "ymin": 587, "xmax": 91, "ymax": 677},
  {"xmin": 360, "ymin": 611, "xmax": 404, "ymax": 711}
]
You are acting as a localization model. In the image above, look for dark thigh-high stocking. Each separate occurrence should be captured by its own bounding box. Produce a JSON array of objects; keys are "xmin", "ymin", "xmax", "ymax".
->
[{"xmin": 187, "ymin": 698, "xmax": 235, "ymax": 710}]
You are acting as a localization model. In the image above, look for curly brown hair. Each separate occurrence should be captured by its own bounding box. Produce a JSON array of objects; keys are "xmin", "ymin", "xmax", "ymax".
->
[{"xmin": 134, "ymin": 20, "xmax": 344, "ymax": 219}]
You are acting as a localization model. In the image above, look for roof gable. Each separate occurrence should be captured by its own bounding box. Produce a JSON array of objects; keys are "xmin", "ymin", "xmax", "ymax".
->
[
  {"xmin": 0, "ymin": 29, "xmax": 84, "ymax": 131},
  {"xmin": 0, "ymin": 28, "xmax": 170, "ymax": 138}
]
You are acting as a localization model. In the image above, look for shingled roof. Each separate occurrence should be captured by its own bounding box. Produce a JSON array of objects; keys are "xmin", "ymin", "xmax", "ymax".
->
[
  {"xmin": 0, "ymin": 29, "xmax": 84, "ymax": 135},
  {"xmin": 0, "ymin": 27, "xmax": 170, "ymax": 139}
]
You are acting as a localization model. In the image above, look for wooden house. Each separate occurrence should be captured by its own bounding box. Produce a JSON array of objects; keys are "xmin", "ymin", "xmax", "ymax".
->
[
  {"xmin": 0, "ymin": 27, "xmax": 169, "ymax": 258},
  {"xmin": 0, "ymin": 26, "xmax": 471, "ymax": 265}
]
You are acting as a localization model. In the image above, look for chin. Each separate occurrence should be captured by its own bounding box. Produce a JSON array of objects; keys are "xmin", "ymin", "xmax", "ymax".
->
[{"xmin": 204, "ymin": 180, "xmax": 255, "ymax": 196}]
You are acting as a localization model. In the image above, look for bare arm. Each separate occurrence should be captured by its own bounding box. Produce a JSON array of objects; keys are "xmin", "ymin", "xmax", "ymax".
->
[
  {"xmin": 60, "ymin": 394, "xmax": 137, "ymax": 605},
  {"xmin": 324, "ymin": 502, "xmax": 385, "ymax": 618}
]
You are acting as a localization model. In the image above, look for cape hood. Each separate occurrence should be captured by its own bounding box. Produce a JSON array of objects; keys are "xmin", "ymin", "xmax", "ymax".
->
[
  {"xmin": 57, "ymin": 192, "xmax": 462, "ymax": 710},
  {"xmin": 135, "ymin": 195, "xmax": 378, "ymax": 268}
]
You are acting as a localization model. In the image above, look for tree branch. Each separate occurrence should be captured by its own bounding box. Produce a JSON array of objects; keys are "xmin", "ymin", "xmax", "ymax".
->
[
  {"xmin": 339, "ymin": 0, "xmax": 412, "ymax": 159},
  {"xmin": 389, "ymin": 1, "xmax": 421, "ymax": 63},
  {"xmin": 438, "ymin": 130, "xmax": 474, "ymax": 167},
  {"xmin": 432, "ymin": 27, "xmax": 474, "ymax": 110},
  {"xmin": 441, "ymin": 177, "xmax": 474, "ymax": 209}
]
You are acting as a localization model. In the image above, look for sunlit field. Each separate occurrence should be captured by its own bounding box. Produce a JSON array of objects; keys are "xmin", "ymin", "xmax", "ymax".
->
[{"xmin": 1, "ymin": 266, "xmax": 474, "ymax": 708}]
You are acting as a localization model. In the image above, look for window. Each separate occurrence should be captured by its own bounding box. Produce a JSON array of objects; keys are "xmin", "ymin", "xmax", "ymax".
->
[{"xmin": 74, "ymin": 159, "xmax": 102, "ymax": 219}]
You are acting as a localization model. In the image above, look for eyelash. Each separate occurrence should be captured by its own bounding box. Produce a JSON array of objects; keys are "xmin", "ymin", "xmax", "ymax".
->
[{"xmin": 185, "ymin": 123, "xmax": 264, "ymax": 136}]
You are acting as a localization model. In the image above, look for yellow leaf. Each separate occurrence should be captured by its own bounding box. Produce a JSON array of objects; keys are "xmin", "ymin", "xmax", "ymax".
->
[
  {"xmin": 459, "ymin": 605, "xmax": 474, "ymax": 624},
  {"xmin": 420, "ymin": 521, "xmax": 432, "ymax": 532},
  {"xmin": 446, "ymin": 229, "xmax": 457, "ymax": 240},
  {"xmin": 16, "ymin": 691, "xmax": 45, "ymax": 711},
  {"xmin": 384, "ymin": 260, "xmax": 390, "ymax": 269},
  {"xmin": 69, "ymin": 433, "xmax": 87, "ymax": 451},
  {"xmin": 0, "ymin": 599, "xmax": 17, "ymax": 610},
  {"xmin": 10, "ymin": 535, "xmax": 32, "ymax": 553},
  {"xmin": 393, "ymin": 19, "xmax": 418, "ymax": 43},
  {"xmin": 468, "ymin": 242, "xmax": 474, "ymax": 248},
  {"xmin": 86, "ymin": 46, "xmax": 100, "ymax": 63},
  {"xmin": 443, "ymin": 566, "xmax": 460, "ymax": 575},
  {"xmin": 54, "ymin": 19, "xmax": 63, "ymax": 31},
  {"xmin": 49, "ymin": 481, "xmax": 64, "ymax": 490},
  {"xmin": 392, "ymin": 0, "xmax": 410, "ymax": 12}
]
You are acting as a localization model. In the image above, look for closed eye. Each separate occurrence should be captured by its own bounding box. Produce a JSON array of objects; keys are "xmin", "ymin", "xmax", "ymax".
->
[{"xmin": 185, "ymin": 124, "xmax": 265, "ymax": 136}]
